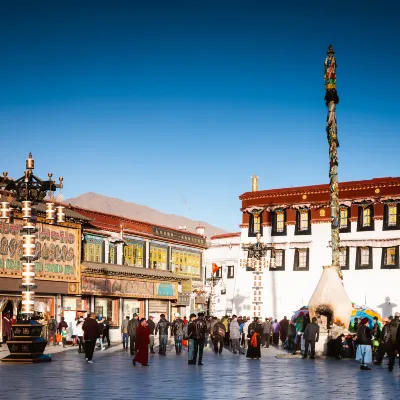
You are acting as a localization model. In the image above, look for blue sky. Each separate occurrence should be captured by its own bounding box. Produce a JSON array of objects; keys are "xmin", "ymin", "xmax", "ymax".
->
[{"xmin": 1, "ymin": 1, "xmax": 399, "ymax": 232}]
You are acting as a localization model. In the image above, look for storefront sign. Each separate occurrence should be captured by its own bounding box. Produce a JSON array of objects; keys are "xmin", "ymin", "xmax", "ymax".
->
[
  {"xmin": 0, "ymin": 220, "xmax": 79, "ymax": 281},
  {"xmin": 181, "ymin": 278, "xmax": 192, "ymax": 293},
  {"xmin": 152, "ymin": 227, "xmax": 206, "ymax": 246},
  {"xmin": 81, "ymin": 276, "xmax": 178, "ymax": 300}
]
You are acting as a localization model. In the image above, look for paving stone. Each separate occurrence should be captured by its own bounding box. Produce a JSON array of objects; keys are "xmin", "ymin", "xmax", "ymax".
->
[{"xmin": 1, "ymin": 344, "xmax": 400, "ymax": 399}]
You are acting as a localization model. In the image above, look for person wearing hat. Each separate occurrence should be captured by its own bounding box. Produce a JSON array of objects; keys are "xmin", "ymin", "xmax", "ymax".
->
[
  {"xmin": 128, "ymin": 313, "xmax": 140, "ymax": 355},
  {"xmin": 171, "ymin": 313, "xmax": 184, "ymax": 355},
  {"xmin": 374, "ymin": 317, "xmax": 395, "ymax": 371},
  {"xmin": 355, "ymin": 317, "xmax": 373, "ymax": 370},
  {"xmin": 187, "ymin": 313, "xmax": 197, "ymax": 365}
]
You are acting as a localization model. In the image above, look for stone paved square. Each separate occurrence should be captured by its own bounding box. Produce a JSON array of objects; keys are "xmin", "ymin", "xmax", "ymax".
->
[{"xmin": 1, "ymin": 344, "xmax": 400, "ymax": 400}]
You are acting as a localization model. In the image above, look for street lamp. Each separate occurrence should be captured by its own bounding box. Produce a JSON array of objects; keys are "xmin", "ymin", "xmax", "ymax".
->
[
  {"xmin": 240, "ymin": 233, "xmax": 271, "ymax": 319},
  {"xmin": 0, "ymin": 153, "xmax": 64, "ymax": 363}
]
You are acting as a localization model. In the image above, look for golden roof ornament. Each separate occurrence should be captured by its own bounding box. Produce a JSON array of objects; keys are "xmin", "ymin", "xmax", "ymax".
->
[{"xmin": 251, "ymin": 174, "xmax": 259, "ymax": 192}]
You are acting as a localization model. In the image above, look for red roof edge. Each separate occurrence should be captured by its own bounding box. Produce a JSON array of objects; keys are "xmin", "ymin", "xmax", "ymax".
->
[{"xmin": 210, "ymin": 232, "xmax": 241, "ymax": 240}]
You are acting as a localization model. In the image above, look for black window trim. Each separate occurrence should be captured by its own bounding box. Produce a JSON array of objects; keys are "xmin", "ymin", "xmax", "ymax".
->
[
  {"xmin": 339, "ymin": 206, "xmax": 351, "ymax": 233},
  {"xmin": 355, "ymin": 246, "xmax": 373, "ymax": 270},
  {"xmin": 339, "ymin": 246, "xmax": 350, "ymax": 270},
  {"xmin": 272, "ymin": 249, "xmax": 286, "ymax": 271},
  {"xmin": 227, "ymin": 265, "xmax": 235, "ymax": 279},
  {"xmin": 381, "ymin": 246, "xmax": 399, "ymax": 269},
  {"xmin": 293, "ymin": 248, "xmax": 310, "ymax": 271},
  {"xmin": 272, "ymin": 209, "xmax": 287, "ymax": 236},
  {"xmin": 249, "ymin": 212, "xmax": 263, "ymax": 237},
  {"xmin": 383, "ymin": 203, "xmax": 400, "ymax": 231},
  {"xmin": 357, "ymin": 205, "xmax": 374, "ymax": 232},
  {"xmin": 295, "ymin": 209, "xmax": 312, "ymax": 236}
]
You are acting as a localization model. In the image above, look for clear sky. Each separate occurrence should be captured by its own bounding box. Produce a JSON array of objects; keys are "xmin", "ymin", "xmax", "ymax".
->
[{"xmin": 1, "ymin": 1, "xmax": 399, "ymax": 232}]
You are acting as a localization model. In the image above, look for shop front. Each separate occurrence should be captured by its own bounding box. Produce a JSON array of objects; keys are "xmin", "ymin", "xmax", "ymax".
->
[
  {"xmin": 80, "ymin": 261, "xmax": 180, "ymax": 342},
  {"xmin": 0, "ymin": 217, "xmax": 82, "ymax": 340}
]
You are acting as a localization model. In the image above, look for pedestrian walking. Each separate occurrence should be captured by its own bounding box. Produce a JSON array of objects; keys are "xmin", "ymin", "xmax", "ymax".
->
[
  {"xmin": 246, "ymin": 317, "xmax": 262, "ymax": 359},
  {"xmin": 243, "ymin": 317, "xmax": 251, "ymax": 349},
  {"xmin": 187, "ymin": 313, "xmax": 197, "ymax": 365},
  {"xmin": 272, "ymin": 319, "xmax": 280, "ymax": 345},
  {"xmin": 82, "ymin": 313, "xmax": 101, "ymax": 364},
  {"xmin": 61, "ymin": 326, "xmax": 67, "ymax": 348},
  {"xmin": 279, "ymin": 316, "xmax": 289, "ymax": 345},
  {"xmin": 96, "ymin": 317, "xmax": 105, "ymax": 351},
  {"xmin": 229, "ymin": 315, "xmax": 241, "ymax": 354},
  {"xmin": 132, "ymin": 318, "xmax": 150, "ymax": 367},
  {"xmin": 128, "ymin": 313, "xmax": 139, "ymax": 355},
  {"xmin": 262, "ymin": 318, "xmax": 272, "ymax": 348},
  {"xmin": 212, "ymin": 318, "xmax": 226, "ymax": 354},
  {"xmin": 47, "ymin": 315, "xmax": 57, "ymax": 346},
  {"xmin": 102, "ymin": 318, "xmax": 110, "ymax": 348},
  {"xmin": 171, "ymin": 313, "xmax": 184, "ymax": 355},
  {"xmin": 147, "ymin": 315, "xmax": 156, "ymax": 354},
  {"xmin": 1, "ymin": 312, "xmax": 12, "ymax": 347},
  {"xmin": 374, "ymin": 317, "xmax": 395, "ymax": 371},
  {"xmin": 191, "ymin": 312, "xmax": 207, "ymax": 365},
  {"xmin": 287, "ymin": 320, "xmax": 296, "ymax": 351},
  {"xmin": 121, "ymin": 316, "xmax": 129, "ymax": 350},
  {"xmin": 155, "ymin": 313, "xmax": 170, "ymax": 355},
  {"xmin": 356, "ymin": 317, "xmax": 373, "ymax": 371},
  {"xmin": 58, "ymin": 317, "xmax": 68, "ymax": 334},
  {"xmin": 76, "ymin": 317, "xmax": 85, "ymax": 353},
  {"xmin": 302, "ymin": 317, "xmax": 319, "ymax": 359}
]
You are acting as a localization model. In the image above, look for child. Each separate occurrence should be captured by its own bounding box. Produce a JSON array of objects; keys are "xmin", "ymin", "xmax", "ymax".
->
[{"xmin": 61, "ymin": 327, "xmax": 67, "ymax": 348}]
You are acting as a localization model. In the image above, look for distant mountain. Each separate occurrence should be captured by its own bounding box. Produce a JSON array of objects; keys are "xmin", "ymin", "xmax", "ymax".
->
[{"xmin": 66, "ymin": 192, "xmax": 227, "ymax": 238}]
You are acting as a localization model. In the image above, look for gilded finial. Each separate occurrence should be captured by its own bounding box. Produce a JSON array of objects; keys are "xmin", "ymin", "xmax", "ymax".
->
[{"xmin": 251, "ymin": 173, "xmax": 259, "ymax": 192}]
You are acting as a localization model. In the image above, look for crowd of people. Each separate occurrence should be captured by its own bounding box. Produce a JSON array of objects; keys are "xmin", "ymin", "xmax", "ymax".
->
[{"xmin": 4, "ymin": 308, "xmax": 400, "ymax": 373}]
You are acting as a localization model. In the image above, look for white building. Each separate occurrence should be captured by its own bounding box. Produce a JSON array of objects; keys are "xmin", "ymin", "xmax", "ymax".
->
[
  {"xmin": 204, "ymin": 233, "xmax": 240, "ymax": 317},
  {"xmin": 207, "ymin": 177, "xmax": 400, "ymax": 321}
]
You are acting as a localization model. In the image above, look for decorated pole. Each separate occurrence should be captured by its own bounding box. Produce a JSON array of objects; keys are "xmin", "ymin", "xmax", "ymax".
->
[{"xmin": 324, "ymin": 45, "xmax": 341, "ymax": 276}]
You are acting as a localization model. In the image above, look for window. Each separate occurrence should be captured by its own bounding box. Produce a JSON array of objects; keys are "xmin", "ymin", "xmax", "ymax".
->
[
  {"xmin": 357, "ymin": 205, "xmax": 374, "ymax": 231},
  {"xmin": 84, "ymin": 243, "xmax": 102, "ymax": 263},
  {"xmin": 249, "ymin": 212, "xmax": 263, "ymax": 237},
  {"xmin": 215, "ymin": 265, "xmax": 222, "ymax": 278},
  {"xmin": 339, "ymin": 207, "xmax": 351, "ymax": 232},
  {"xmin": 271, "ymin": 249, "xmax": 285, "ymax": 271},
  {"xmin": 355, "ymin": 247, "xmax": 373, "ymax": 270},
  {"xmin": 149, "ymin": 246, "xmax": 168, "ymax": 270},
  {"xmin": 109, "ymin": 245, "xmax": 117, "ymax": 264},
  {"xmin": 381, "ymin": 247, "xmax": 399, "ymax": 269},
  {"xmin": 272, "ymin": 210, "xmax": 287, "ymax": 236},
  {"xmin": 295, "ymin": 210, "xmax": 311, "ymax": 235},
  {"xmin": 172, "ymin": 250, "xmax": 201, "ymax": 278},
  {"xmin": 383, "ymin": 204, "xmax": 400, "ymax": 230},
  {"xmin": 124, "ymin": 243, "xmax": 144, "ymax": 267},
  {"xmin": 293, "ymin": 248, "xmax": 309, "ymax": 271},
  {"xmin": 94, "ymin": 298, "xmax": 119, "ymax": 327},
  {"xmin": 227, "ymin": 265, "xmax": 234, "ymax": 279},
  {"xmin": 339, "ymin": 247, "xmax": 349, "ymax": 270}
]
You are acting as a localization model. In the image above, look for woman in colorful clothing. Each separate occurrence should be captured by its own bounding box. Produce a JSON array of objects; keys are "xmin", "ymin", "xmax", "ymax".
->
[{"xmin": 356, "ymin": 317, "xmax": 373, "ymax": 370}]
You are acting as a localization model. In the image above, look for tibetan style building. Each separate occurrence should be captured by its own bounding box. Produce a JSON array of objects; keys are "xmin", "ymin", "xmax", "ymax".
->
[
  {"xmin": 67, "ymin": 206, "xmax": 207, "ymax": 342},
  {"xmin": 209, "ymin": 177, "xmax": 400, "ymax": 320},
  {"xmin": 0, "ymin": 198, "xmax": 89, "ymax": 339}
]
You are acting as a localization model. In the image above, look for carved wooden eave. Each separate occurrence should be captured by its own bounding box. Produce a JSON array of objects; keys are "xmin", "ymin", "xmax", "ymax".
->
[{"xmin": 81, "ymin": 262, "xmax": 189, "ymax": 282}]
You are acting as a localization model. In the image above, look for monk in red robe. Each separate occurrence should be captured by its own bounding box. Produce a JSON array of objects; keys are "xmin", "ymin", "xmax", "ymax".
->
[{"xmin": 133, "ymin": 318, "xmax": 150, "ymax": 367}]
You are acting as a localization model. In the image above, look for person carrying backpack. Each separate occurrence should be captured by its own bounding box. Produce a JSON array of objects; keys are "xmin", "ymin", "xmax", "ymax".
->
[{"xmin": 212, "ymin": 318, "xmax": 226, "ymax": 354}]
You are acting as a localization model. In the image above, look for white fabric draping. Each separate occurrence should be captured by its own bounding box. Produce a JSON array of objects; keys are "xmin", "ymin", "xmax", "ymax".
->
[
  {"xmin": 243, "ymin": 206, "xmax": 265, "ymax": 214},
  {"xmin": 328, "ymin": 239, "xmax": 400, "ymax": 248}
]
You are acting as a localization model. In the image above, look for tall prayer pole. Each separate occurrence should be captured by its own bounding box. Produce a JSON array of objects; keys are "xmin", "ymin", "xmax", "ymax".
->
[{"xmin": 324, "ymin": 45, "xmax": 341, "ymax": 277}]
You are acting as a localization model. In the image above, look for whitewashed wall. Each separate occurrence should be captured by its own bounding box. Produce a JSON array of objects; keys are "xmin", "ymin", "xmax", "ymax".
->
[{"xmin": 206, "ymin": 220, "xmax": 400, "ymax": 320}]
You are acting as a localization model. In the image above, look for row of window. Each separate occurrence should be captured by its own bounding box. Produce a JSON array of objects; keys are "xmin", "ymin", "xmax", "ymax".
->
[
  {"xmin": 83, "ymin": 240, "xmax": 202, "ymax": 278},
  {"xmin": 214, "ymin": 265, "xmax": 235, "ymax": 279},
  {"xmin": 249, "ymin": 203, "xmax": 400, "ymax": 237},
  {"xmin": 268, "ymin": 246, "xmax": 400, "ymax": 271}
]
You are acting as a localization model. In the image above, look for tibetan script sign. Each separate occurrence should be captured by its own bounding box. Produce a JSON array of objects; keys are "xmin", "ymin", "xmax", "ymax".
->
[
  {"xmin": 152, "ymin": 227, "xmax": 206, "ymax": 246},
  {"xmin": 81, "ymin": 276, "xmax": 178, "ymax": 300},
  {"xmin": 0, "ymin": 219, "xmax": 79, "ymax": 281}
]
